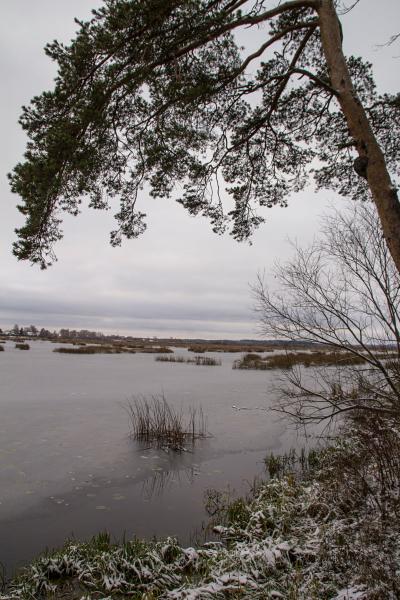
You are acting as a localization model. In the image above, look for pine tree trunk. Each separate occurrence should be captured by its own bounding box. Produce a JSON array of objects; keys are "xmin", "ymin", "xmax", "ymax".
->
[{"xmin": 317, "ymin": 0, "xmax": 400, "ymax": 273}]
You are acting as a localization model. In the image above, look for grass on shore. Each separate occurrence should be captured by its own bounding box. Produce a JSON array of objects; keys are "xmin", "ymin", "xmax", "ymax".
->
[{"xmin": 155, "ymin": 355, "xmax": 221, "ymax": 366}]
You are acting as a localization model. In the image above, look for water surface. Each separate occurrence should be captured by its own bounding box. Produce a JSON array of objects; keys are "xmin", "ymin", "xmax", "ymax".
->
[{"xmin": 0, "ymin": 340, "xmax": 306, "ymax": 574}]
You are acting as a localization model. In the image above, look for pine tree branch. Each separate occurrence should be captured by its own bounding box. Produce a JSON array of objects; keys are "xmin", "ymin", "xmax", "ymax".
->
[{"xmin": 291, "ymin": 67, "xmax": 339, "ymax": 95}]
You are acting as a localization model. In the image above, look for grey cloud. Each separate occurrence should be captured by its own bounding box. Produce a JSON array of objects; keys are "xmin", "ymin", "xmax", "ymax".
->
[
  {"xmin": 1, "ymin": 1, "xmax": 399, "ymax": 338},
  {"xmin": 0, "ymin": 287, "xmax": 250, "ymax": 323}
]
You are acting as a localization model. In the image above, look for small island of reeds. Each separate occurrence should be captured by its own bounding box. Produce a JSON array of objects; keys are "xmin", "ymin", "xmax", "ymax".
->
[
  {"xmin": 187, "ymin": 343, "xmax": 274, "ymax": 353},
  {"xmin": 15, "ymin": 343, "xmax": 30, "ymax": 350},
  {"xmin": 232, "ymin": 350, "xmax": 394, "ymax": 370},
  {"xmin": 155, "ymin": 355, "xmax": 221, "ymax": 366},
  {"xmin": 53, "ymin": 345, "xmax": 173, "ymax": 355},
  {"xmin": 53, "ymin": 345, "xmax": 136, "ymax": 354},
  {"xmin": 125, "ymin": 393, "xmax": 208, "ymax": 452}
]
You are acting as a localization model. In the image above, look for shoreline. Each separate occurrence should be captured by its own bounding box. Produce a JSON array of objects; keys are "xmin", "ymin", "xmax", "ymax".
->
[{"xmin": 3, "ymin": 434, "xmax": 399, "ymax": 600}]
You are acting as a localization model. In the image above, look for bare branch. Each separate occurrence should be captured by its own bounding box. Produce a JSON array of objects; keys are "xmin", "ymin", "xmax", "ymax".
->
[{"xmin": 254, "ymin": 202, "xmax": 400, "ymax": 427}]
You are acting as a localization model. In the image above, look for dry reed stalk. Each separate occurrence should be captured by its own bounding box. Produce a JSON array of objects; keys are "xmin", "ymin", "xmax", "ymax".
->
[{"xmin": 125, "ymin": 394, "xmax": 208, "ymax": 451}]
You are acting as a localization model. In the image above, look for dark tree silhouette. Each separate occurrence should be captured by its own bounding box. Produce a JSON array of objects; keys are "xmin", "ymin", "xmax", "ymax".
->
[{"xmin": 9, "ymin": 0, "xmax": 400, "ymax": 268}]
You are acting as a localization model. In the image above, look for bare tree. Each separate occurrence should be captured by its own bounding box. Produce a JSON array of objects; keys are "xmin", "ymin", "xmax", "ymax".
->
[{"xmin": 254, "ymin": 203, "xmax": 400, "ymax": 426}]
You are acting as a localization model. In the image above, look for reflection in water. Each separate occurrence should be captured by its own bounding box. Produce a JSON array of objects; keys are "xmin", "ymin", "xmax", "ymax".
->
[
  {"xmin": 142, "ymin": 465, "xmax": 196, "ymax": 500},
  {"xmin": 0, "ymin": 341, "xmax": 312, "ymax": 574}
]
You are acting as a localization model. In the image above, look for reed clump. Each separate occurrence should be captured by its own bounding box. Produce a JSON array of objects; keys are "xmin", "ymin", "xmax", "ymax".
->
[
  {"xmin": 125, "ymin": 394, "xmax": 208, "ymax": 451},
  {"xmin": 155, "ymin": 355, "xmax": 221, "ymax": 366},
  {"xmin": 53, "ymin": 342, "xmax": 172, "ymax": 354},
  {"xmin": 15, "ymin": 343, "xmax": 30, "ymax": 350},
  {"xmin": 193, "ymin": 355, "xmax": 221, "ymax": 366},
  {"xmin": 265, "ymin": 447, "xmax": 320, "ymax": 478},
  {"xmin": 0, "ymin": 345, "xmax": 4, "ymax": 352},
  {"xmin": 233, "ymin": 350, "xmax": 380, "ymax": 370},
  {"xmin": 135, "ymin": 346, "xmax": 173, "ymax": 353},
  {"xmin": 264, "ymin": 351, "xmax": 370, "ymax": 369},
  {"xmin": 233, "ymin": 353, "xmax": 268, "ymax": 370},
  {"xmin": 53, "ymin": 345, "xmax": 136, "ymax": 354},
  {"xmin": 187, "ymin": 343, "xmax": 275, "ymax": 353},
  {"xmin": 156, "ymin": 355, "xmax": 186, "ymax": 363}
]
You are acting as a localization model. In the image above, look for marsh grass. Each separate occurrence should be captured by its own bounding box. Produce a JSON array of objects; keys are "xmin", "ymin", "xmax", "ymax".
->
[
  {"xmin": 0, "ymin": 345, "xmax": 4, "ymax": 352},
  {"xmin": 188, "ymin": 343, "xmax": 274, "ymax": 353},
  {"xmin": 193, "ymin": 355, "xmax": 221, "ymax": 366},
  {"xmin": 135, "ymin": 346, "xmax": 173, "ymax": 353},
  {"xmin": 265, "ymin": 447, "xmax": 320, "ymax": 479},
  {"xmin": 233, "ymin": 350, "xmax": 390, "ymax": 370},
  {"xmin": 53, "ymin": 345, "xmax": 136, "ymax": 354},
  {"xmin": 15, "ymin": 343, "xmax": 30, "ymax": 350},
  {"xmin": 156, "ymin": 355, "xmax": 187, "ymax": 363},
  {"xmin": 53, "ymin": 344, "xmax": 174, "ymax": 355},
  {"xmin": 155, "ymin": 355, "xmax": 221, "ymax": 366},
  {"xmin": 125, "ymin": 394, "xmax": 208, "ymax": 451},
  {"xmin": 232, "ymin": 352, "xmax": 269, "ymax": 370},
  {"xmin": 203, "ymin": 448, "xmax": 320, "ymax": 535},
  {"xmin": 265, "ymin": 351, "xmax": 370, "ymax": 368},
  {"xmin": 51, "ymin": 339, "xmax": 173, "ymax": 353}
]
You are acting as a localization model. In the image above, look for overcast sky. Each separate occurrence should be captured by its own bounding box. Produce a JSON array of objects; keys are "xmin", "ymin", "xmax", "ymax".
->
[{"xmin": 1, "ymin": 1, "xmax": 399, "ymax": 339}]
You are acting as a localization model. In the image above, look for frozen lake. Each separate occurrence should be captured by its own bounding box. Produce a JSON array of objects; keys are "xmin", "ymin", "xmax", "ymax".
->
[{"xmin": 0, "ymin": 340, "xmax": 307, "ymax": 575}]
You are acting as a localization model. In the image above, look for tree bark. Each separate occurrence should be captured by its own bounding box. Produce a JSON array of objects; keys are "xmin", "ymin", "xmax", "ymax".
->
[{"xmin": 317, "ymin": 0, "xmax": 400, "ymax": 273}]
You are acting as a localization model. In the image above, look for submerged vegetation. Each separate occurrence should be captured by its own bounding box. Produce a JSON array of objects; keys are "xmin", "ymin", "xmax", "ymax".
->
[
  {"xmin": 125, "ymin": 394, "xmax": 208, "ymax": 452},
  {"xmin": 156, "ymin": 355, "xmax": 221, "ymax": 366}
]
